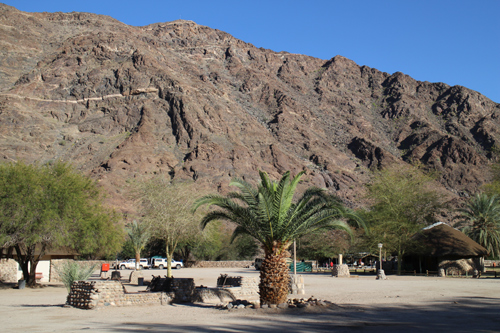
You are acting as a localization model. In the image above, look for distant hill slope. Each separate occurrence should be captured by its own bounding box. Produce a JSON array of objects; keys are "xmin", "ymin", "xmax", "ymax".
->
[{"xmin": 1, "ymin": 4, "xmax": 499, "ymax": 212}]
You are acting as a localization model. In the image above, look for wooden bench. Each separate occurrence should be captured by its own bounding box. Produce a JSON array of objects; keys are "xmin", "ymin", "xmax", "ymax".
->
[{"xmin": 35, "ymin": 272, "xmax": 43, "ymax": 281}]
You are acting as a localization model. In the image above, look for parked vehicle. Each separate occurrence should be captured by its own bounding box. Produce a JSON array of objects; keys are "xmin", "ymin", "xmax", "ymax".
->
[
  {"xmin": 150, "ymin": 258, "xmax": 183, "ymax": 269},
  {"xmin": 254, "ymin": 258, "xmax": 264, "ymax": 270},
  {"xmin": 118, "ymin": 259, "xmax": 150, "ymax": 270}
]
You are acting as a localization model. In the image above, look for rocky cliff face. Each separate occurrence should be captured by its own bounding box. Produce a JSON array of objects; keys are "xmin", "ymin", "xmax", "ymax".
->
[{"xmin": 1, "ymin": 4, "xmax": 499, "ymax": 211}]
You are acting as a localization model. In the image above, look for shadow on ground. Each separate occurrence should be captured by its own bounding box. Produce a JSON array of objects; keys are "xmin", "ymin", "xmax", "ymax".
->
[
  {"xmin": 102, "ymin": 297, "xmax": 500, "ymax": 332},
  {"xmin": 17, "ymin": 304, "xmax": 66, "ymax": 308}
]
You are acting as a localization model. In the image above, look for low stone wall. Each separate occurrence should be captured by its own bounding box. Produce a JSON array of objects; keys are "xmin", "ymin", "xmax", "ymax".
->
[
  {"xmin": 0, "ymin": 259, "xmax": 18, "ymax": 283},
  {"xmin": 196, "ymin": 276, "xmax": 259, "ymax": 303},
  {"xmin": 223, "ymin": 276, "xmax": 259, "ymax": 299},
  {"xmin": 67, "ymin": 280, "xmax": 169, "ymax": 309},
  {"xmin": 189, "ymin": 261, "xmax": 253, "ymax": 268},
  {"xmin": 68, "ymin": 277, "xmax": 200, "ymax": 309}
]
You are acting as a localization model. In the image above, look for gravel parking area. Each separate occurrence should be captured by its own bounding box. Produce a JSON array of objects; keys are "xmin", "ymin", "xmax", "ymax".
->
[{"xmin": 1, "ymin": 267, "xmax": 499, "ymax": 332}]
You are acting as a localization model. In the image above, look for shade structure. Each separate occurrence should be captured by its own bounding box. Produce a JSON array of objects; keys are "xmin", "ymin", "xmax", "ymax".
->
[{"xmin": 411, "ymin": 222, "xmax": 488, "ymax": 259}]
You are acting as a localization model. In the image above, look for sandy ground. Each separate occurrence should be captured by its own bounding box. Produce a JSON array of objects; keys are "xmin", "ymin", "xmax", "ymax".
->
[{"xmin": 1, "ymin": 267, "xmax": 499, "ymax": 332}]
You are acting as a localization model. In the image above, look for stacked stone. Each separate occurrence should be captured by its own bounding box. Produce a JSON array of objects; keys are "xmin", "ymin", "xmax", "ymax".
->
[
  {"xmin": 236, "ymin": 277, "xmax": 259, "ymax": 297},
  {"xmin": 331, "ymin": 264, "xmax": 350, "ymax": 277},
  {"xmin": 68, "ymin": 280, "xmax": 168, "ymax": 309},
  {"xmin": 218, "ymin": 276, "xmax": 259, "ymax": 299},
  {"xmin": 287, "ymin": 297, "xmax": 331, "ymax": 308},
  {"xmin": 0, "ymin": 259, "xmax": 18, "ymax": 283},
  {"xmin": 67, "ymin": 281, "xmax": 101, "ymax": 309}
]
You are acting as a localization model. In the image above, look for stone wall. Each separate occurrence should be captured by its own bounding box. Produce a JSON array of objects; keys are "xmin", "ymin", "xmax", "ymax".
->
[
  {"xmin": 196, "ymin": 276, "xmax": 259, "ymax": 303},
  {"xmin": 67, "ymin": 280, "xmax": 170, "ymax": 309},
  {"xmin": 0, "ymin": 259, "xmax": 18, "ymax": 283},
  {"xmin": 189, "ymin": 260, "xmax": 253, "ymax": 268},
  {"xmin": 223, "ymin": 276, "xmax": 259, "ymax": 299}
]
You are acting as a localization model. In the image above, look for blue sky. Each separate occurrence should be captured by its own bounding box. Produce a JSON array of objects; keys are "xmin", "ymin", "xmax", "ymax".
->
[{"xmin": 4, "ymin": 0, "xmax": 499, "ymax": 102}]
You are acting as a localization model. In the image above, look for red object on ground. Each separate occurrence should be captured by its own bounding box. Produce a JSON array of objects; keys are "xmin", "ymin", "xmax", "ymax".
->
[{"xmin": 101, "ymin": 263, "xmax": 110, "ymax": 272}]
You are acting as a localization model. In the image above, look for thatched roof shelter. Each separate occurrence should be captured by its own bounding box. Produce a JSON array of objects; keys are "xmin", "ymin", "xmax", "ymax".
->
[{"xmin": 411, "ymin": 222, "xmax": 488, "ymax": 259}]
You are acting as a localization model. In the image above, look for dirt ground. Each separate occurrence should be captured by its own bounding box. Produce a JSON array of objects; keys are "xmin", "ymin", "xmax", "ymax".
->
[{"xmin": 1, "ymin": 267, "xmax": 499, "ymax": 332}]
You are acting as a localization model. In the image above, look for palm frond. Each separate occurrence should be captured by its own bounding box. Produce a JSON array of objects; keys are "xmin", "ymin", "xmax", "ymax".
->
[{"xmin": 193, "ymin": 170, "xmax": 363, "ymax": 254}]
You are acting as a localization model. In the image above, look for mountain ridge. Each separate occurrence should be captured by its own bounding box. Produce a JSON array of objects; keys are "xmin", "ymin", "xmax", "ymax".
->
[{"xmin": 1, "ymin": 3, "xmax": 499, "ymax": 213}]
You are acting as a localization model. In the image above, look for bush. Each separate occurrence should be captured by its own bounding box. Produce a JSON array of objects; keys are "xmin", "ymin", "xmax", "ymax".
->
[{"xmin": 56, "ymin": 261, "xmax": 98, "ymax": 292}]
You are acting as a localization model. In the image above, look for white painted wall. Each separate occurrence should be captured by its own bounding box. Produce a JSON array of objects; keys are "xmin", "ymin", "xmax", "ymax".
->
[{"xmin": 16, "ymin": 260, "xmax": 50, "ymax": 282}]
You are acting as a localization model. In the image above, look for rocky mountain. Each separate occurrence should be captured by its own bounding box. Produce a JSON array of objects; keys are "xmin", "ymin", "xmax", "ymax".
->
[{"xmin": 1, "ymin": 4, "xmax": 499, "ymax": 212}]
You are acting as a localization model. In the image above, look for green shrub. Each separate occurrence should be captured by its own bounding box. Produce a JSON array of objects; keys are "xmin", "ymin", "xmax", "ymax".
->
[{"xmin": 56, "ymin": 261, "xmax": 98, "ymax": 292}]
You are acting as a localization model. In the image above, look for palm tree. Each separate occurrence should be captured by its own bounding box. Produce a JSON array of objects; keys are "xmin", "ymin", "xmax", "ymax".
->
[
  {"xmin": 456, "ymin": 193, "xmax": 500, "ymax": 258},
  {"xmin": 192, "ymin": 170, "xmax": 363, "ymax": 305},
  {"xmin": 126, "ymin": 220, "xmax": 151, "ymax": 270}
]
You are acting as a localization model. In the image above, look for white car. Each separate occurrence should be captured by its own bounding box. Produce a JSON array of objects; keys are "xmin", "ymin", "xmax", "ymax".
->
[
  {"xmin": 118, "ymin": 259, "xmax": 150, "ymax": 270},
  {"xmin": 150, "ymin": 258, "xmax": 183, "ymax": 269}
]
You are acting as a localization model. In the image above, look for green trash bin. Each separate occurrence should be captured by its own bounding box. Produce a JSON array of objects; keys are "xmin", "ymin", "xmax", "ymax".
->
[{"xmin": 18, "ymin": 280, "xmax": 25, "ymax": 289}]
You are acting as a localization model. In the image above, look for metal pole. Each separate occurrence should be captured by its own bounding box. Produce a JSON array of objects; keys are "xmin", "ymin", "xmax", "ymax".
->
[
  {"xmin": 293, "ymin": 240, "xmax": 297, "ymax": 276},
  {"xmin": 379, "ymin": 246, "xmax": 382, "ymax": 271}
]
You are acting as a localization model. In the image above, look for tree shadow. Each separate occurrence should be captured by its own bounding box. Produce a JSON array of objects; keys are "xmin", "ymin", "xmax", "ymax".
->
[
  {"xmin": 16, "ymin": 304, "xmax": 66, "ymax": 308},
  {"xmin": 101, "ymin": 296, "xmax": 500, "ymax": 332}
]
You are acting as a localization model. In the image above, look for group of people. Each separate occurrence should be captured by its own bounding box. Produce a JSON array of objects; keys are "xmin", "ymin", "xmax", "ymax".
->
[{"xmin": 324, "ymin": 259, "xmax": 373, "ymax": 268}]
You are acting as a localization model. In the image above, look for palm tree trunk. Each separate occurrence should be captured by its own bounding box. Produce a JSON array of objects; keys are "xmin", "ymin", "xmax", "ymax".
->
[{"xmin": 259, "ymin": 247, "xmax": 290, "ymax": 305}]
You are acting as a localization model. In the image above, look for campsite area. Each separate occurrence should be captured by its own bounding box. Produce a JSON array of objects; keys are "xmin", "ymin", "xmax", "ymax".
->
[{"xmin": 1, "ymin": 267, "xmax": 499, "ymax": 332}]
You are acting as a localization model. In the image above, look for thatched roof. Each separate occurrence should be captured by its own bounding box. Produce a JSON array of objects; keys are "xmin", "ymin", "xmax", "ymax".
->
[{"xmin": 410, "ymin": 222, "xmax": 488, "ymax": 259}]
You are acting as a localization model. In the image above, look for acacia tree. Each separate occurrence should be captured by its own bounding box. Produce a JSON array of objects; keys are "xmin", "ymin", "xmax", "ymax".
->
[
  {"xmin": 126, "ymin": 220, "xmax": 150, "ymax": 270},
  {"xmin": 483, "ymin": 160, "xmax": 500, "ymax": 196},
  {"xmin": 193, "ymin": 170, "xmax": 363, "ymax": 305},
  {"xmin": 133, "ymin": 176, "xmax": 207, "ymax": 277},
  {"xmin": 455, "ymin": 193, "xmax": 500, "ymax": 258},
  {"xmin": 296, "ymin": 229, "xmax": 351, "ymax": 262},
  {"xmin": 0, "ymin": 161, "xmax": 122, "ymax": 286},
  {"xmin": 363, "ymin": 164, "xmax": 446, "ymax": 273}
]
